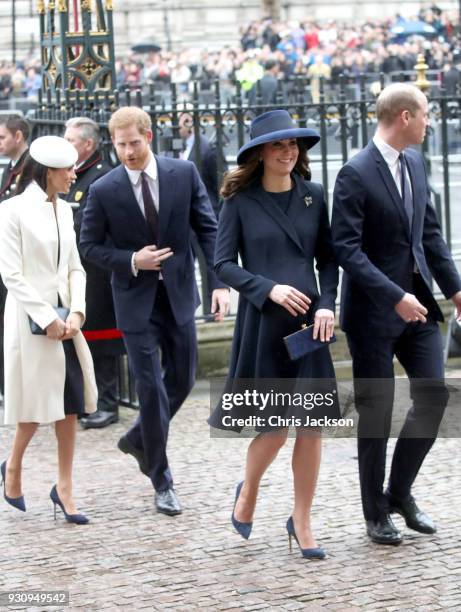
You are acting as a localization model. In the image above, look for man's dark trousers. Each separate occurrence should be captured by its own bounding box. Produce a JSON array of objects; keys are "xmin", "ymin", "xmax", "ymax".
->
[
  {"xmin": 122, "ymin": 282, "xmax": 196, "ymax": 492},
  {"xmin": 347, "ymin": 309, "xmax": 448, "ymax": 522}
]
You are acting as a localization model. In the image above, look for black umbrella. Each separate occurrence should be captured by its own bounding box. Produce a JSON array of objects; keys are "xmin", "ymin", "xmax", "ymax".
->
[
  {"xmin": 390, "ymin": 20, "xmax": 437, "ymax": 40},
  {"xmin": 131, "ymin": 42, "xmax": 162, "ymax": 54}
]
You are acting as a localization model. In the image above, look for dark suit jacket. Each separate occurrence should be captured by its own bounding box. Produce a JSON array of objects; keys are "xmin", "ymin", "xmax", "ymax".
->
[
  {"xmin": 79, "ymin": 155, "xmax": 226, "ymax": 332},
  {"xmin": 332, "ymin": 141, "xmax": 461, "ymax": 337},
  {"xmin": 186, "ymin": 135, "xmax": 227, "ymax": 216},
  {"xmin": 66, "ymin": 151, "xmax": 112, "ymax": 237},
  {"xmin": 0, "ymin": 149, "xmax": 28, "ymax": 203}
]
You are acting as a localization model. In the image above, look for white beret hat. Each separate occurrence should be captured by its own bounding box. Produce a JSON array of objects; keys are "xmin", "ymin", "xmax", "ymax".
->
[{"xmin": 29, "ymin": 135, "xmax": 78, "ymax": 168}]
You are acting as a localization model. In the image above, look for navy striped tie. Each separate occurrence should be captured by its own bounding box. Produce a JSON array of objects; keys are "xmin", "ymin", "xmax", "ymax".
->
[{"xmin": 398, "ymin": 153, "xmax": 413, "ymax": 231}]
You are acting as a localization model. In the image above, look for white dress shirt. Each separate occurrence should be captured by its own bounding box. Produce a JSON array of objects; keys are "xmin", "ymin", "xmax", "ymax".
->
[
  {"xmin": 373, "ymin": 133, "xmax": 412, "ymax": 199},
  {"xmin": 125, "ymin": 153, "xmax": 161, "ymax": 277}
]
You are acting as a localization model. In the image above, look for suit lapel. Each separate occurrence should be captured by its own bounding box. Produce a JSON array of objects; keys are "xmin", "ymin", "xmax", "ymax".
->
[
  {"xmin": 369, "ymin": 141, "xmax": 411, "ymax": 241},
  {"xmin": 156, "ymin": 156, "xmax": 175, "ymax": 243},
  {"xmin": 247, "ymin": 178, "xmax": 304, "ymax": 252}
]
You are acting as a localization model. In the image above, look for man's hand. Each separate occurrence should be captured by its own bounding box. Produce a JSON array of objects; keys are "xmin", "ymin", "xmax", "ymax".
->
[
  {"xmin": 451, "ymin": 290, "xmax": 461, "ymax": 321},
  {"xmin": 395, "ymin": 292, "xmax": 428, "ymax": 323},
  {"xmin": 135, "ymin": 245, "xmax": 173, "ymax": 271},
  {"xmin": 269, "ymin": 284, "xmax": 311, "ymax": 317},
  {"xmin": 211, "ymin": 288, "xmax": 230, "ymax": 322},
  {"xmin": 61, "ymin": 312, "xmax": 84, "ymax": 340},
  {"xmin": 313, "ymin": 308, "xmax": 335, "ymax": 342},
  {"xmin": 46, "ymin": 317, "xmax": 67, "ymax": 340}
]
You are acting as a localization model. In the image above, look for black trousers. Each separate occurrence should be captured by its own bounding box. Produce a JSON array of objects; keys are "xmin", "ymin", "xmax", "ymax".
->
[
  {"xmin": 122, "ymin": 283, "xmax": 197, "ymax": 492},
  {"xmin": 347, "ymin": 318, "xmax": 448, "ymax": 521}
]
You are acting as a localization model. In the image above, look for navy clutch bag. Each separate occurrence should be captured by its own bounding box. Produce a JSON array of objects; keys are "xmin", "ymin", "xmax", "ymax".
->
[
  {"xmin": 283, "ymin": 324, "xmax": 336, "ymax": 361},
  {"xmin": 28, "ymin": 307, "xmax": 70, "ymax": 335}
]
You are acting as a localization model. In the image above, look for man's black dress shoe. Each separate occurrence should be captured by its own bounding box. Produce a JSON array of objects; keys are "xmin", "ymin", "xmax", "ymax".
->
[
  {"xmin": 155, "ymin": 488, "xmax": 182, "ymax": 516},
  {"xmin": 80, "ymin": 410, "xmax": 119, "ymax": 429},
  {"xmin": 366, "ymin": 514, "xmax": 402, "ymax": 545},
  {"xmin": 117, "ymin": 435, "xmax": 149, "ymax": 475},
  {"xmin": 386, "ymin": 492, "xmax": 437, "ymax": 534}
]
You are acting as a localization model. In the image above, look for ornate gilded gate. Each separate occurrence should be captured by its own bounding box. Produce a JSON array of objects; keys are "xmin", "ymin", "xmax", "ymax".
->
[{"xmin": 38, "ymin": 0, "xmax": 116, "ymax": 95}]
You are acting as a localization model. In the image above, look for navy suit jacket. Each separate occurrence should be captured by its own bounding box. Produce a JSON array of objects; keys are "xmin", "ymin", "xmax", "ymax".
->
[
  {"xmin": 79, "ymin": 155, "xmax": 226, "ymax": 332},
  {"xmin": 332, "ymin": 141, "xmax": 461, "ymax": 337},
  {"xmin": 187, "ymin": 135, "xmax": 227, "ymax": 216}
]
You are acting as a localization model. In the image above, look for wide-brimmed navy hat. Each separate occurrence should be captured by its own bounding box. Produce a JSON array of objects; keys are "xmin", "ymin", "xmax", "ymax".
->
[{"xmin": 236, "ymin": 110, "xmax": 320, "ymax": 165}]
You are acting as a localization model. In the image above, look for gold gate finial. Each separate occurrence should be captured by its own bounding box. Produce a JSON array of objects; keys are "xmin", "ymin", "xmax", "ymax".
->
[{"xmin": 415, "ymin": 53, "xmax": 430, "ymax": 91}]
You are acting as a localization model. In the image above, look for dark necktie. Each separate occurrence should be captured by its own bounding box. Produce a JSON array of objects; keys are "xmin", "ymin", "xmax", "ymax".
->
[
  {"xmin": 398, "ymin": 153, "xmax": 413, "ymax": 231},
  {"xmin": 141, "ymin": 171, "xmax": 159, "ymax": 241}
]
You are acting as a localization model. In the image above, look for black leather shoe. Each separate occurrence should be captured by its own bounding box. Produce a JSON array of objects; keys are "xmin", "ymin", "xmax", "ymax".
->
[
  {"xmin": 366, "ymin": 514, "xmax": 402, "ymax": 545},
  {"xmin": 155, "ymin": 488, "xmax": 182, "ymax": 516},
  {"xmin": 81, "ymin": 410, "xmax": 119, "ymax": 429},
  {"xmin": 117, "ymin": 435, "xmax": 149, "ymax": 476},
  {"xmin": 386, "ymin": 492, "xmax": 437, "ymax": 534}
]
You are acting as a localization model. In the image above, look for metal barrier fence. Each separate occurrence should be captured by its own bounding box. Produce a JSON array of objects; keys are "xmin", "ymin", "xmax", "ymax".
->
[{"xmin": 28, "ymin": 72, "xmax": 461, "ymax": 249}]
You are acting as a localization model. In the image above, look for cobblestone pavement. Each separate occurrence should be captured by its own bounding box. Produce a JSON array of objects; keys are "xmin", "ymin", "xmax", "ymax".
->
[{"xmin": 1, "ymin": 376, "xmax": 460, "ymax": 611}]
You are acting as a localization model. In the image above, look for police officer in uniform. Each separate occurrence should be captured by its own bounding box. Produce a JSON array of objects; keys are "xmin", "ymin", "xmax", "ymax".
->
[
  {"xmin": 64, "ymin": 117, "xmax": 125, "ymax": 429},
  {"xmin": 0, "ymin": 115, "xmax": 30, "ymax": 398}
]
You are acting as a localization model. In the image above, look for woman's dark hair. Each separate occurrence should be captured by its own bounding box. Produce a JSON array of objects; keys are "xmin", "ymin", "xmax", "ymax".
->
[
  {"xmin": 15, "ymin": 154, "xmax": 48, "ymax": 195},
  {"xmin": 221, "ymin": 139, "xmax": 312, "ymax": 199}
]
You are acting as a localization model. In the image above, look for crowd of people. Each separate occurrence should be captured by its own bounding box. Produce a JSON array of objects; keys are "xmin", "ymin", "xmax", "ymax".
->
[
  {"xmin": 0, "ymin": 60, "xmax": 41, "ymax": 102},
  {"xmin": 1, "ymin": 6, "xmax": 461, "ymax": 106},
  {"xmin": 101, "ymin": 6, "xmax": 461, "ymax": 101}
]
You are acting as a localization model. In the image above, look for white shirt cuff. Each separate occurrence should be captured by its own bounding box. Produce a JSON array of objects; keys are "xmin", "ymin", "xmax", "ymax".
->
[{"xmin": 131, "ymin": 252, "xmax": 138, "ymax": 277}]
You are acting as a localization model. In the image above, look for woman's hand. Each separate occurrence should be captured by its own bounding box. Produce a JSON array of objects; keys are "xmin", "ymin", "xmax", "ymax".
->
[
  {"xmin": 268, "ymin": 285, "xmax": 311, "ymax": 317},
  {"xmin": 61, "ymin": 312, "xmax": 84, "ymax": 341},
  {"xmin": 46, "ymin": 317, "xmax": 67, "ymax": 340},
  {"xmin": 313, "ymin": 309, "xmax": 335, "ymax": 342}
]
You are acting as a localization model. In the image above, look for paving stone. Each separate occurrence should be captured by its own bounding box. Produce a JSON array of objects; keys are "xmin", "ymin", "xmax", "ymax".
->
[{"xmin": 1, "ymin": 377, "xmax": 461, "ymax": 610}]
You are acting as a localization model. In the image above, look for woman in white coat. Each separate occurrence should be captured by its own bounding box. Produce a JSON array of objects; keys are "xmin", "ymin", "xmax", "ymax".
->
[{"xmin": 0, "ymin": 136, "xmax": 97, "ymax": 524}]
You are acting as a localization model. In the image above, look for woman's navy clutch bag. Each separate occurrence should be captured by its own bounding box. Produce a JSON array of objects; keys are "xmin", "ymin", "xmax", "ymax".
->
[
  {"xmin": 28, "ymin": 307, "xmax": 70, "ymax": 335},
  {"xmin": 283, "ymin": 324, "xmax": 336, "ymax": 361}
]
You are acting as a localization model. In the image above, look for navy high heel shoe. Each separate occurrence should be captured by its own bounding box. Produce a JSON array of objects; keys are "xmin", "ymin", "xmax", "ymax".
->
[
  {"xmin": 50, "ymin": 485, "xmax": 89, "ymax": 525},
  {"xmin": 286, "ymin": 517, "xmax": 325, "ymax": 560},
  {"xmin": 1, "ymin": 461, "xmax": 26, "ymax": 512},
  {"xmin": 231, "ymin": 481, "xmax": 252, "ymax": 540}
]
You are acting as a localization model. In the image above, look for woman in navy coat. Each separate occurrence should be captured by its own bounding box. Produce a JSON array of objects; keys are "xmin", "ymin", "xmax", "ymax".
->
[{"xmin": 209, "ymin": 110, "xmax": 339, "ymax": 559}]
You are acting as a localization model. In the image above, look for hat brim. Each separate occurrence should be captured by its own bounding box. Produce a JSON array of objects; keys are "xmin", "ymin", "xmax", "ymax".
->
[
  {"xmin": 236, "ymin": 128, "xmax": 320, "ymax": 165},
  {"xmin": 29, "ymin": 136, "xmax": 78, "ymax": 168}
]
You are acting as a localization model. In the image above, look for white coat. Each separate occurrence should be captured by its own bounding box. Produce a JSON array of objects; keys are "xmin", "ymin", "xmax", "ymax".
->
[{"xmin": 0, "ymin": 181, "xmax": 97, "ymax": 424}]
